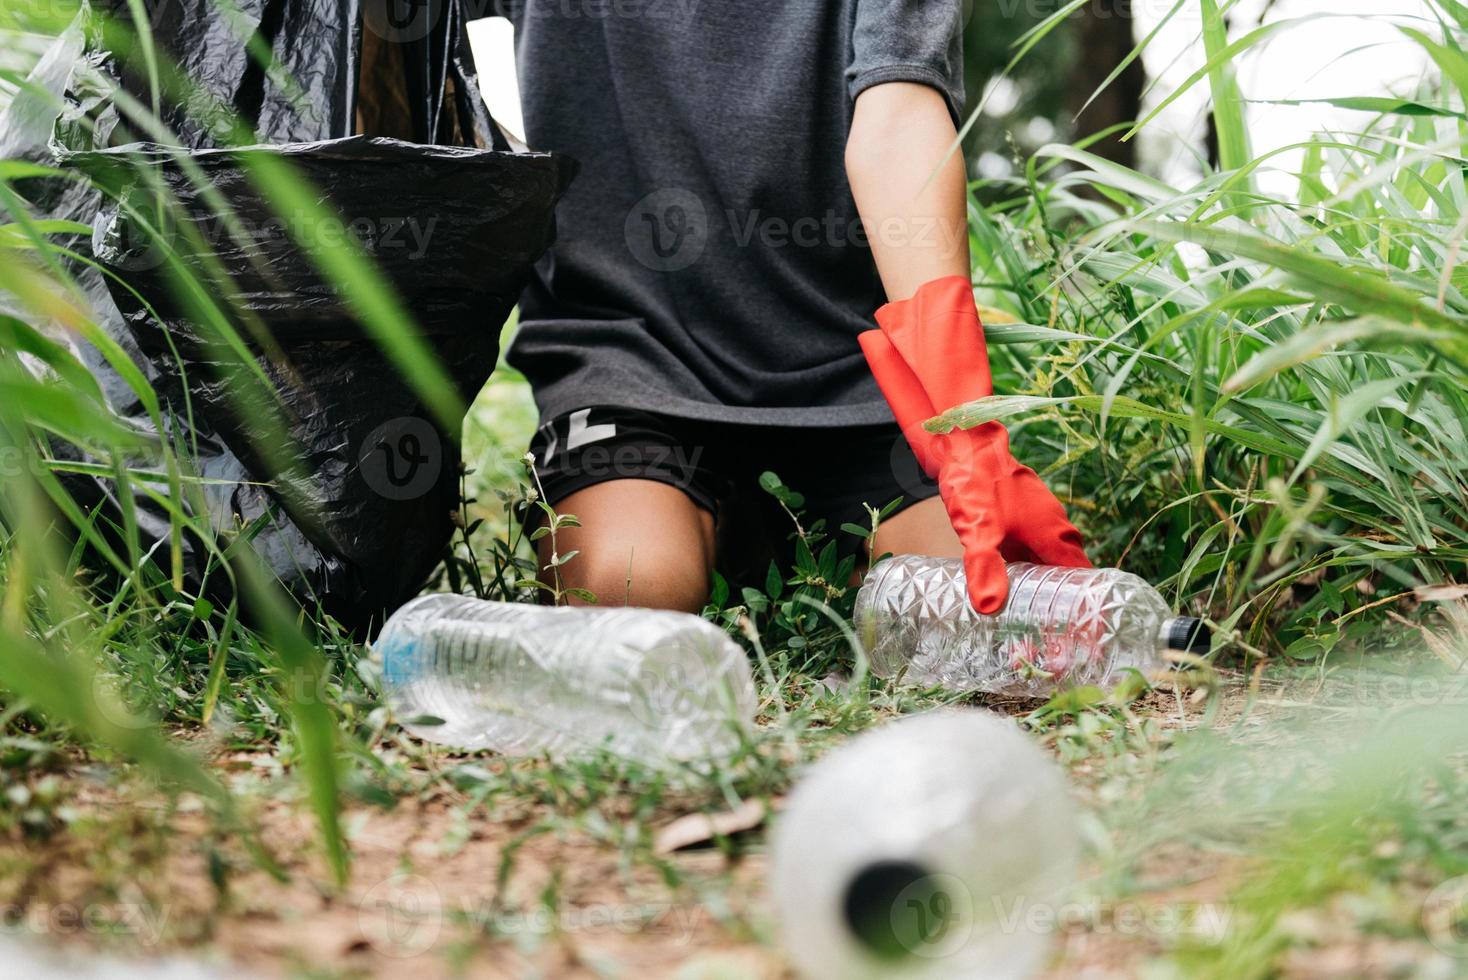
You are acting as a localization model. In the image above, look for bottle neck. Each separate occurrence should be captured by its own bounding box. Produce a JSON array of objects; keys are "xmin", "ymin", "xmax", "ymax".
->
[{"xmin": 1160, "ymin": 617, "xmax": 1210, "ymax": 657}]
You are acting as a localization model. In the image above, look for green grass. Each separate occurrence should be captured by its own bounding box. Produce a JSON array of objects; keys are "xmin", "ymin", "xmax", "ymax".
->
[{"xmin": 0, "ymin": 1, "xmax": 1467, "ymax": 976}]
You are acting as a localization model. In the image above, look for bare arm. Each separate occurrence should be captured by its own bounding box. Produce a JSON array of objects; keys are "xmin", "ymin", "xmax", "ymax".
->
[{"xmin": 846, "ymin": 82, "xmax": 970, "ymax": 302}]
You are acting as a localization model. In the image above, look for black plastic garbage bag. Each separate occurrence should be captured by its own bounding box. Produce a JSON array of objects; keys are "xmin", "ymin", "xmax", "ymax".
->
[
  {"xmin": 1, "ymin": 2, "xmax": 574, "ymax": 630},
  {"xmin": 75, "ymin": 0, "xmax": 506, "ymax": 150}
]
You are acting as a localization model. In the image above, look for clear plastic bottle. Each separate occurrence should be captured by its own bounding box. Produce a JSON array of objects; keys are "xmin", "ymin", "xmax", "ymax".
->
[
  {"xmin": 373, "ymin": 595, "xmax": 757, "ymax": 763},
  {"xmin": 771, "ymin": 710, "xmax": 1079, "ymax": 980},
  {"xmin": 855, "ymin": 556, "xmax": 1209, "ymax": 697}
]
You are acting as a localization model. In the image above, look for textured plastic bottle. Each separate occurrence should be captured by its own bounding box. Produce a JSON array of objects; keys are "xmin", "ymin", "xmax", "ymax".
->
[
  {"xmin": 373, "ymin": 595, "xmax": 757, "ymax": 762},
  {"xmin": 856, "ymin": 556, "xmax": 1210, "ymax": 697},
  {"xmin": 772, "ymin": 710, "xmax": 1079, "ymax": 980}
]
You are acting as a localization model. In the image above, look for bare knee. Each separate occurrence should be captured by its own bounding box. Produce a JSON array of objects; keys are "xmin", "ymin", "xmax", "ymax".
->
[
  {"xmin": 865, "ymin": 496, "xmax": 962, "ymax": 577},
  {"xmin": 555, "ymin": 550, "xmax": 710, "ymax": 611},
  {"xmin": 535, "ymin": 480, "xmax": 715, "ymax": 612}
]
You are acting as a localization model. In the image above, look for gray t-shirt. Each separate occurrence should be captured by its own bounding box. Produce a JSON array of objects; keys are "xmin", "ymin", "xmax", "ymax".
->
[{"xmin": 498, "ymin": 0, "xmax": 965, "ymax": 426}]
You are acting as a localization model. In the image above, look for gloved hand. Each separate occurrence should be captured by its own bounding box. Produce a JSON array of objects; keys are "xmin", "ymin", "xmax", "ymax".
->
[{"xmin": 859, "ymin": 276, "xmax": 1090, "ymax": 613}]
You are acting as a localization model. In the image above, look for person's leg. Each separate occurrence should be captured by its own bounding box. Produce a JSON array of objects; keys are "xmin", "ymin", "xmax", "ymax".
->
[
  {"xmin": 539, "ymin": 479, "xmax": 715, "ymax": 611},
  {"xmin": 870, "ymin": 495, "xmax": 962, "ymax": 560},
  {"xmin": 745, "ymin": 422, "xmax": 960, "ymax": 574},
  {"xmin": 528, "ymin": 408, "xmax": 722, "ymax": 611}
]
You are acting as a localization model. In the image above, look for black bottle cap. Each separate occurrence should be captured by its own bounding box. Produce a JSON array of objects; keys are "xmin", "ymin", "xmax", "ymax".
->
[{"xmin": 1165, "ymin": 617, "xmax": 1211, "ymax": 653}]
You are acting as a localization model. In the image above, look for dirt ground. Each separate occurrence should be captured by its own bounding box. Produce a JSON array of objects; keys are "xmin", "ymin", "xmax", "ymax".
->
[
  {"xmin": 1, "ymin": 683, "xmax": 1459, "ymax": 978},
  {"xmin": 5, "ymin": 767, "xmax": 780, "ymax": 978}
]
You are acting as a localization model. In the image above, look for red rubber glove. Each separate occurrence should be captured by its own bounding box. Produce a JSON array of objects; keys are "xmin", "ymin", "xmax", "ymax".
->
[{"xmin": 859, "ymin": 276, "xmax": 1090, "ymax": 613}]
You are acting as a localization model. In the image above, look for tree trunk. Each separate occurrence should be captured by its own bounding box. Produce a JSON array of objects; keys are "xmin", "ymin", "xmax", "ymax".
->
[{"xmin": 1066, "ymin": 0, "xmax": 1145, "ymax": 169}]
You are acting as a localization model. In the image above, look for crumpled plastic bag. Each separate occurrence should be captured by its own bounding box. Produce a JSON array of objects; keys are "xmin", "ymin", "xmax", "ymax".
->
[{"xmin": 1, "ymin": 1, "xmax": 574, "ymax": 630}]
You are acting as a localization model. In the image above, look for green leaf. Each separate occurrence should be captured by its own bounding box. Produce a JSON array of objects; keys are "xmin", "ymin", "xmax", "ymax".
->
[
  {"xmin": 1289, "ymin": 376, "xmax": 1422, "ymax": 482},
  {"xmin": 1260, "ymin": 97, "xmax": 1465, "ymax": 120},
  {"xmin": 1199, "ymin": 0, "xmax": 1253, "ymax": 177},
  {"xmin": 1224, "ymin": 317, "xmax": 1452, "ymax": 391},
  {"xmin": 200, "ymin": 602, "xmax": 238, "ymax": 727},
  {"xmin": 708, "ymin": 570, "xmax": 730, "ymax": 609},
  {"xmin": 794, "ymin": 536, "xmax": 815, "ymax": 574},
  {"xmin": 765, "ymin": 561, "xmax": 784, "ymax": 600},
  {"xmin": 1132, "ymin": 221, "xmax": 1466, "ymax": 338},
  {"xmin": 0, "ymin": 315, "xmax": 106, "ymax": 405},
  {"xmin": 0, "ymin": 161, "xmax": 69, "ymax": 182},
  {"xmin": 925, "ymin": 392, "xmax": 1376, "ymax": 489},
  {"xmin": 1123, "ymin": 13, "xmax": 1335, "ymax": 148},
  {"xmin": 1401, "ymin": 26, "xmax": 1468, "ymax": 101},
  {"xmin": 1042, "ymin": 685, "xmax": 1106, "ymax": 715},
  {"xmin": 0, "ymin": 219, "xmax": 94, "ymax": 246},
  {"xmin": 1283, "ymin": 637, "xmax": 1325, "ymax": 661},
  {"xmin": 817, "ymin": 540, "xmax": 838, "ymax": 581}
]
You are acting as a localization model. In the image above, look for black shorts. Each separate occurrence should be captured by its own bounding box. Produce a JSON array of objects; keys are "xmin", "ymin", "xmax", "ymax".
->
[{"xmin": 528, "ymin": 406, "xmax": 940, "ymax": 578}]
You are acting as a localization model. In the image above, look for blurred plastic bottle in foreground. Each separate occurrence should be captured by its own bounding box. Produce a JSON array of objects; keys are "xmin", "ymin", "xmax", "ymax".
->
[
  {"xmin": 856, "ymin": 556, "xmax": 1210, "ymax": 697},
  {"xmin": 373, "ymin": 595, "xmax": 756, "ymax": 763},
  {"xmin": 772, "ymin": 710, "xmax": 1079, "ymax": 980}
]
